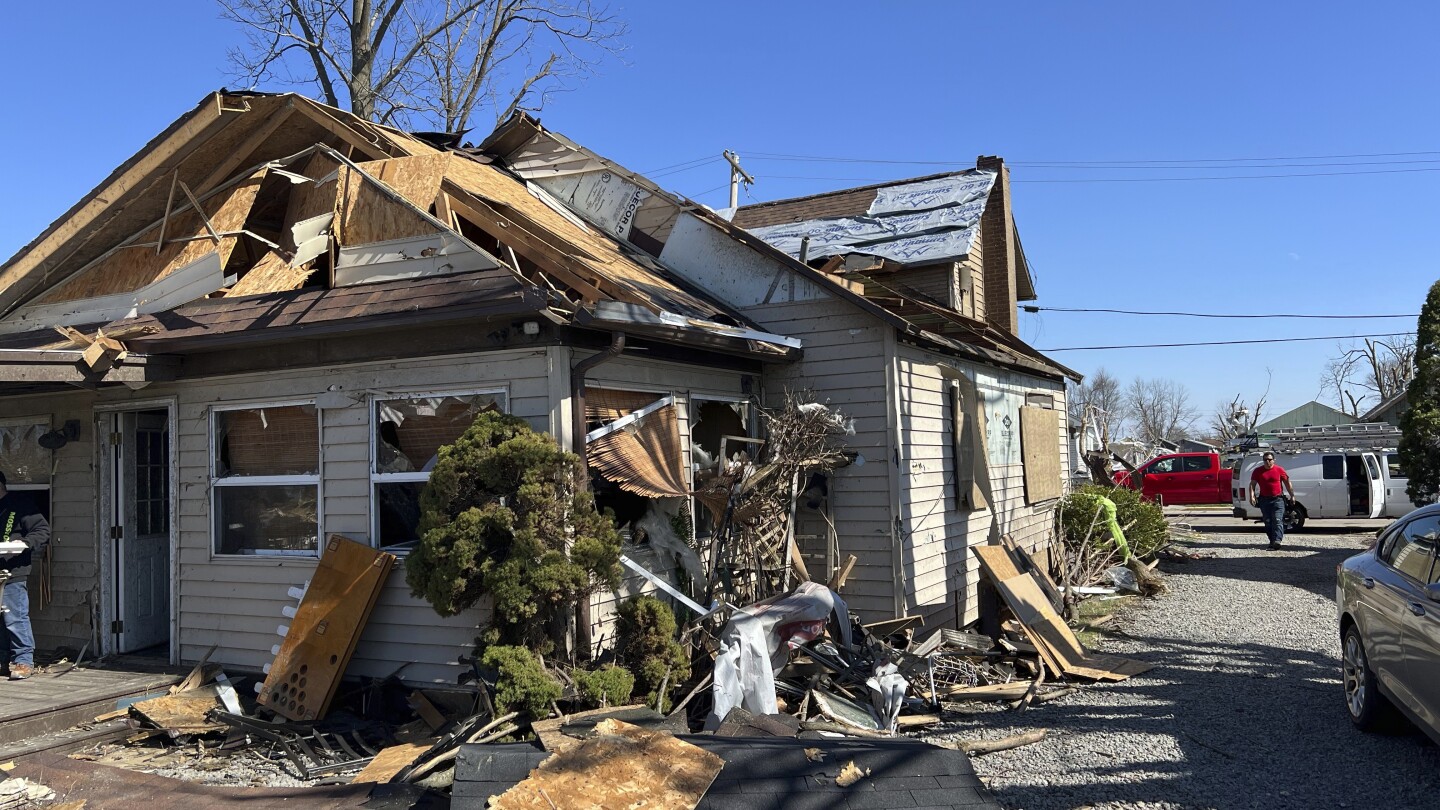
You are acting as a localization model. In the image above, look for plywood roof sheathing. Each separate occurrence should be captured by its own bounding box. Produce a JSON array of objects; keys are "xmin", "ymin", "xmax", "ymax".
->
[
  {"xmin": 194, "ymin": 103, "xmax": 297, "ymax": 195},
  {"xmin": 156, "ymin": 172, "xmax": 179, "ymax": 256}
]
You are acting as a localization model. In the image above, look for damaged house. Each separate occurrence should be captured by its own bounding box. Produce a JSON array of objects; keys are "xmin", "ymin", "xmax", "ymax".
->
[{"xmin": 0, "ymin": 90, "xmax": 1077, "ymax": 684}]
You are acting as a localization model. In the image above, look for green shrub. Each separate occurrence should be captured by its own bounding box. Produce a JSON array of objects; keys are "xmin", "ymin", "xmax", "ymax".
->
[
  {"xmin": 615, "ymin": 596, "xmax": 690, "ymax": 712},
  {"xmin": 573, "ymin": 664, "xmax": 636, "ymax": 709},
  {"xmin": 405, "ymin": 411, "xmax": 622, "ymax": 653},
  {"xmin": 1060, "ymin": 484, "xmax": 1168, "ymax": 559},
  {"xmin": 482, "ymin": 645, "xmax": 562, "ymax": 718}
]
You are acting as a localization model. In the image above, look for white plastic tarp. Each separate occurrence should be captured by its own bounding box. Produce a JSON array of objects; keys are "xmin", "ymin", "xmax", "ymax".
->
[
  {"xmin": 867, "ymin": 172, "xmax": 995, "ymax": 216},
  {"xmin": 709, "ymin": 581, "xmax": 852, "ymax": 725},
  {"xmin": 825, "ymin": 227, "xmax": 979, "ymax": 266},
  {"xmin": 746, "ymin": 198, "xmax": 986, "ymax": 259}
]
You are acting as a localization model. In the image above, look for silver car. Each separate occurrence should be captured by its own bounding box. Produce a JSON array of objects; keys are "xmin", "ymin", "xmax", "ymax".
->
[{"xmin": 1337, "ymin": 502, "xmax": 1440, "ymax": 743}]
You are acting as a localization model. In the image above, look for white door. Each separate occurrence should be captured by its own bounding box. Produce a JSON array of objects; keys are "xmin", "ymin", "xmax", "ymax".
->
[
  {"xmin": 1384, "ymin": 453, "xmax": 1415, "ymax": 518},
  {"xmin": 114, "ymin": 410, "xmax": 171, "ymax": 653},
  {"xmin": 1364, "ymin": 454, "xmax": 1386, "ymax": 519}
]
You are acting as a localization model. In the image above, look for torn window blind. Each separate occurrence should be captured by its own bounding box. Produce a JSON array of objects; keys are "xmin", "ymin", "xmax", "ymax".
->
[
  {"xmin": 216, "ymin": 405, "xmax": 319, "ymax": 477},
  {"xmin": 585, "ymin": 387, "xmax": 663, "ymax": 425},
  {"xmin": 1020, "ymin": 406, "xmax": 1062, "ymax": 503},
  {"xmin": 35, "ymin": 169, "xmax": 268, "ymax": 305},
  {"xmin": 586, "ymin": 402, "xmax": 689, "ymax": 498},
  {"xmin": 0, "ymin": 423, "xmax": 50, "ymax": 485}
]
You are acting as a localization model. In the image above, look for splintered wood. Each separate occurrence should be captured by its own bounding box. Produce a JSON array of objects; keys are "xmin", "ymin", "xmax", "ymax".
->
[
  {"xmin": 975, "ymin": 546, "xmax": 1152, "ymax": 682},
  {"xmin": 256, "ymin": 535, "xmax": 395, "ymax": 721},
  {"xmin": 490, "ymin": 719, "xmax": 724, "ymax": 810}
]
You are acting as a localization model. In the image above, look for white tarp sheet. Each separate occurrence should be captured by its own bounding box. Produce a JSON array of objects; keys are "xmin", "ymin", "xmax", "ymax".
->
[
  {"xmin": 746, "ymin": 198, "xmax": 986, "ymax": 258},
  {"xmin": 867, "ymin": 171, "xmax": 995, "ymax": 216},
  {"xmin": 709, "ymin": 582, "xmax": 852, "ymax": 725},
  {"xmin": 535, "ymin": 170, "xmax": 650, "ymax": 239},
  {"xmin": 743, "ymin": 170, "xmax": 994, "ymax": 267}
]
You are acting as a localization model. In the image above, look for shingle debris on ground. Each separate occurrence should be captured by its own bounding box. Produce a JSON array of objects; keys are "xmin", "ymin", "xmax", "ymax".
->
[{"xmin": 924, "ymin": 511, "xmax": 1440, "ymax": 810}]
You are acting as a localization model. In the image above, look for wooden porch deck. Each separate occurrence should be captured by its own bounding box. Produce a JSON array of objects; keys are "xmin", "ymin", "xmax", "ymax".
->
[{"xmin": 0, "ymin": 658, "xmax": 184, "ymax": 753}]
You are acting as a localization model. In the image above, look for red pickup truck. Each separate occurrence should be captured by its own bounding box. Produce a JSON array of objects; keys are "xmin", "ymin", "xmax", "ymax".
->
[{"xmin": 1112, "ymin": 452, "xmax": 1234, "ymax": 505}]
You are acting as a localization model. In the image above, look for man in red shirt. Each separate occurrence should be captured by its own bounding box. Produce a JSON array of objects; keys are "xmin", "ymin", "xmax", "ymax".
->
[{"xmin": 1249, "ymin": 452, "xmax": 1296, "ymax": 549}]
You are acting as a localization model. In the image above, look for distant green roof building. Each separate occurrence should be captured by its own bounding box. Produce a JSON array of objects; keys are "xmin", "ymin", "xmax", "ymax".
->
[{"xmin": 1254, "ymin": 400, "xmax": 1357, "ymax": 433}]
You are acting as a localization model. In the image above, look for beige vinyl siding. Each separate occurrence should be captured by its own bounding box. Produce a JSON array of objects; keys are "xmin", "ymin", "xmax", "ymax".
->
[
  {"xmin": 895, "ymin": 346, "xmax": 1067, "ymax": 627},
  {"xmin": 966, "ymin": 229, "xmax": 985, "ymax": 321},
  {"xmin": 746, "ymin": 298, "xmax": 897, "ymax": 620},
  {"xmin": 0, "ymin": 391, "xmax": 98, "ymax": 652},
  {"xmin": 168, "ymin": 347, "xmax": 553, "ymax": 682}
]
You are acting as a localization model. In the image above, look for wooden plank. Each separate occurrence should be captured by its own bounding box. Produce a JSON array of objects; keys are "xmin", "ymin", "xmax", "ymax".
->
[
  {"xmin": 490, "ymin": 719, "xmax": 724, "ymax": 810},
  {"xmin": 255, "ymin": 534, "xmax": 396, "ymax": 721},
  {"xmin": 1020, "ymin": 406, "xmax": 1062, "ymax": 502},
  {"xmin": 351, "ymin": 742, "xmax": 432, "ymax": 784},
  {"xmin": 130, "ymin": 686, "xmax": 226, "ymax": 736}
]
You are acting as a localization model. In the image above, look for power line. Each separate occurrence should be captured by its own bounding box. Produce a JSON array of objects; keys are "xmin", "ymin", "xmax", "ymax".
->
[
  {"xmin": 1042, "ymin": 332, "xmax": 1415, "ymax": 352},
  {"xmin": 740, "ymin": 149, "xmax": 1440, "ymax": 167},
  {"xmin": 649, "ymin": 157, "xmax": 724, "ymax": 180},
  {"xmin": 1024, "ymin": 306, "xmax": 1419, "ymax": 320},
  {"xmin": 1013, "ymin": 166, "xmax": 1440, "ymax": 183},
  {"xmin": 643, "ymin": 154, "xmax": 717, "ymax": 174},
  {"xmin": 743, "ymin": 165, "xmax": 1440, "ymax": 185}
]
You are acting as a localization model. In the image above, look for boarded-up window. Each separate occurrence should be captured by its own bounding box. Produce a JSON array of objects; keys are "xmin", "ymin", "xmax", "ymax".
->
[
  {"xmin": 951, "ymin": 380, "xmax": 989, "ymax": 511},
  {"xmin": 1020, "ymin": 405, "xmax": 1062, "ymax": 503},
  {"xmin": 212, "ymin": 404, "xmax": 319, "ymax": 555},
  {"xmin": 372, "ymin": 392, "xmax": 506, "ymax": 549}
]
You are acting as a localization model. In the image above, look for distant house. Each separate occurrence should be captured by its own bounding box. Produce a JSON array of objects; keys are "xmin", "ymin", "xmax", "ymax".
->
[
  {"xmin": 1254, "ymin": 401, "xmax": 1357, "ymax": 433},
  {"xmin": 1362, "ymin": 391, "xmax": 1408, "ymax": 426}
]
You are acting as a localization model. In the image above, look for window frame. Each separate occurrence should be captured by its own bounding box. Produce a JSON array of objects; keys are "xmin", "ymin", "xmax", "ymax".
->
[
  {"xmin": 368, "ymin": 387, "xmax": 509, "ymax": 551},
  {"xmin": 1322, "ymin": 455, "xmax": 1344, "ymax": 480},
  {"xmin": 209, "ymin": 399, "xmax": 323, "ymax": 559},
  {"xmin": 687, "ymin": 394, "xmax": 754, "ymax": 539}
]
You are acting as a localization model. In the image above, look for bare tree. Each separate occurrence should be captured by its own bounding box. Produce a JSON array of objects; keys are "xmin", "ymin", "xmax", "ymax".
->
[
  {"xmin": 1321, "ymin": 335, "xmax": 1416, "ymax": 416},
  {"xmin": 219, "ymin": 0, "xmax": 625, "ymax": 131},
  {"xmin": 1126, "ymin": 377, "xmax": 1199, "ymax": 448},
  {"xmin": 1068, "ymin": 368, "xmax": 1126, "ymax": 450},
  {"xmin": 1205, "ymin": 373, "xmax": 1271, "ymax": 446}
]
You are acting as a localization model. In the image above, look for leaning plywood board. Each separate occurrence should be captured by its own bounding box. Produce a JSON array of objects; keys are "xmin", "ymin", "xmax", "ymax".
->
[
  {"xmin": 976, "ymin": 547, "xmax": 1152, "ymax": 682},
  {"xmin": 1020, "ymin": 406, "xmax": 1062, "ymax": 503},
  {"xmin": 490, "ymin": 719, "xmax": 724, "ymax": 810},
  {"xmin": 256, "ymin": 535, "xmax": 396, "ymax": 721}
]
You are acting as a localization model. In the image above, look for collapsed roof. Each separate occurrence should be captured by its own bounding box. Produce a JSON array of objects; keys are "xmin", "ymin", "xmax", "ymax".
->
[{"xmin": 0, "ymin": 92, "xmax": 799, "ymax": 389}]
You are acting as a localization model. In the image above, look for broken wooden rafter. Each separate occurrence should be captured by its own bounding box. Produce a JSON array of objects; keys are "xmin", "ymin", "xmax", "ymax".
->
[
  {"xmin": 441, "ymin": 183, "xmax": 611, "ymax": 305},
  {"xmin": 177, "ymin": 181, "xmax": 222, "ymax": 244},
  {"xmin": 156, "ymin": 172, "xmax": 179, "ymax": 256}
]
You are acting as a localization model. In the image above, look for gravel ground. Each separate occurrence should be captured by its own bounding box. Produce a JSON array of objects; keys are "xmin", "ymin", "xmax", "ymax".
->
[{"xmin": 923, "ymin": 510, "xmax": 1440, "ymax": 810}]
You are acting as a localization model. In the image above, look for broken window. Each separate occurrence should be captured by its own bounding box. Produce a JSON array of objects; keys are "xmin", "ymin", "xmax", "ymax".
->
[
  {"xmin": 0, "ymin": 420, "xmax": 52, "ymax": 520},
  {"xmin": 212, "ymin": 404, "xmax": 320, "ymax": 556},
  {"xmin": 371, "ymin": 391, "xmax": 506, "ymax": 549},
  {"xmin": 688, "ymin": 399, "xmax": 751, "ymax": 535}
]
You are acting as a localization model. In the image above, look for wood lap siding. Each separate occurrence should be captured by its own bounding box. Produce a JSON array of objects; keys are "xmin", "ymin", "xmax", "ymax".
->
[
  {"xmin": 895, "ymin": 346, "xmax": 1067, "ymax": 627},
  {"xmin": 747, "ymin": 298, "xmax": 896, "ymax": 620}
]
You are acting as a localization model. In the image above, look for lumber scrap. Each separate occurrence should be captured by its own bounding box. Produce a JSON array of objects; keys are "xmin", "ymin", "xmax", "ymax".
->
[
  {"xmin": 489, "ymin": 719, "xmax": 723, "ymax": 810},
  {"xmin": 255, "ymin": 535, "xmax": 396, "ymax": 721},
  {"xmin": 975, "ymin": 546, "xmax": 1152, "ymax": 682},
  {"xmin": 130, "ymin": 686, "xmax": 226, "ymax": 736},
  {"xmin": 351, "ymin": 742, "xmax": 432, "ymax": 784}
]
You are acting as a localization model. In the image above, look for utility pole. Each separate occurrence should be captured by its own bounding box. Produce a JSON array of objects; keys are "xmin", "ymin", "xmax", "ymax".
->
[{"xmin": 723, "ymin": 150, "xmax": 755, "ymax": 209}]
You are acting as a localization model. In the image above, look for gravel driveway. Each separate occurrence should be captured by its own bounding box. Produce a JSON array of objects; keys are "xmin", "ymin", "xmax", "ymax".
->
[{"xmin": 924, "ymin": 509, "xmax": 1440, "ymax": 810}]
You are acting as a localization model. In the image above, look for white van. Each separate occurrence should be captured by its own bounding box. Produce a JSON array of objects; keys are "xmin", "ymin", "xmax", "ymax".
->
[{"xmin": 1231, "ymin": 450, "xmax": 1386, "ymax": 530}]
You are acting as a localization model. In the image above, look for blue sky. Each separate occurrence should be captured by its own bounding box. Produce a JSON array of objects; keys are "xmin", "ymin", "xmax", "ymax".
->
[{"xmin": 2, "ymin": 2, "xmax": 1436, "ymax": 430}]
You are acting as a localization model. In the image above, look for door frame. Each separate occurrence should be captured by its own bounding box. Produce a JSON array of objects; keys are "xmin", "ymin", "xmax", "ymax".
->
[{"xmin": 96, "ymin": 398, "xmax": 179, "ymax": 664}]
